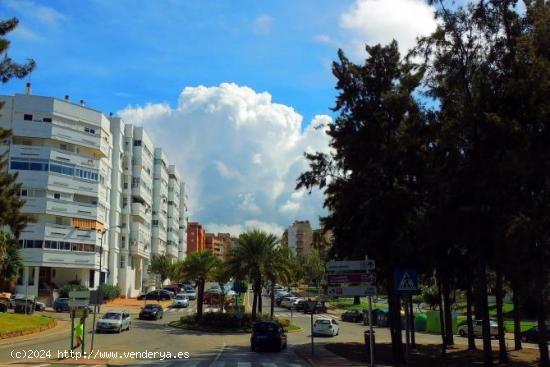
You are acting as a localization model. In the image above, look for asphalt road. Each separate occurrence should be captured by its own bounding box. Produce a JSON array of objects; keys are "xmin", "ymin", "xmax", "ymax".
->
[{"xmin": 0, "ymin": 292, "xmax": 541, "ymax": 367}]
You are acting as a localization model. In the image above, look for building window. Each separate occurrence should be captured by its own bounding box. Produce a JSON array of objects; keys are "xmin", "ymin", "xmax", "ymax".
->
[
  {"xmin": 54, "ymin": 192, "xmax": 61, "ymax": 200},
  {"xmin": 23, "ymin": 114, "xmax": 32, "ymax": 121},
  {"xmin": 29, "ymin": 267, "xmax": 35, "ymax": 286},
  {"xmin": 120, "ymin": 255, "xmax": 125, "ymax": 268},
  {"xmin": 55, "ymin": 216, "xmax": 63, "ymax": 225},
  {"xmin": 133, "ymin": 140, "xmax": 142, "ymax": 147},
  {"xmin": 43, "ymin": 117, "xmax": 52, "ymax": 123},
  {"xmin": 21, "ymin": 189, "xmax": 27, "ymax": 196}
]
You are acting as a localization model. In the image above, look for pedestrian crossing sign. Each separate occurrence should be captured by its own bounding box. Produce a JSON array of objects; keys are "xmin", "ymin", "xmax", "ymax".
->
[{"xmin": 395, "ymin": 269, "xmax": 418, "ymax": 295}]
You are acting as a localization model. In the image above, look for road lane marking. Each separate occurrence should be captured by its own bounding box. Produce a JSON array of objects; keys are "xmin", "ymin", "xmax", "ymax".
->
[
  {"xmin": 262, "ymin": 363, "xmax": 277, "ymax": 367},
  {"xmin": 237, "ymin": 363, "xmax": 251, "ymax": 367},
  {"xmin": 208, "ymin": 342, "xmax": 226, "ymax": 367}
]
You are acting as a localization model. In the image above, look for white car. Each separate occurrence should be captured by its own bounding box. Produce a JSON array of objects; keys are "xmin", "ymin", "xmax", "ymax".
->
[
  {"xmin": 173, "ymin": 294, "xmax": 189, "ymax": 308},
  {"xmin": 280, "ymin": 296, "xmax": 298, "ymax": 309},
  {"xmin": 96, "ymin": 310, "xmax": 131, "ymax": 333},
  {"xmin": 313, "ymin": 318, "xmax": 339, "ymax": 337},
  {"xmin": 458, "ymin": 320, "xmax": 498, "ymax": 338},
  {"xmin": 181, "ymin": 289, "xmax": 197, "ymax": 300}
]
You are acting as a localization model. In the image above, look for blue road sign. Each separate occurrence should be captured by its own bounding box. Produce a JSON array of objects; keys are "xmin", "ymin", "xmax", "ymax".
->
[{"xmin": 395, "ymin": 270, "xmax": 418, "ymax": 295}]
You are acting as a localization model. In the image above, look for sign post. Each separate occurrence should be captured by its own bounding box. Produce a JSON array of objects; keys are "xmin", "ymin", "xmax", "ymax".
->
[
  {"xmin": 306, "ymin": 300, "xmax": 318, "ymax": 356},
  {"xmin": 395, "ymin": 270, "xmax": 419, "ymax": 367},
  {"xmin": 326, "ymin": 258, "xmax": 376, "ymax": 366}
]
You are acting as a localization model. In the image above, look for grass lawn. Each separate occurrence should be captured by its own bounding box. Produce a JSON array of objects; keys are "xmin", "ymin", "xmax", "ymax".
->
[
  {"xmin": 329, "ymin": 297, "xmax": 388, "ymax": 311},
  {"xmin": 0, "ymin": 313, "xmax": 54, "ymax": 335}
]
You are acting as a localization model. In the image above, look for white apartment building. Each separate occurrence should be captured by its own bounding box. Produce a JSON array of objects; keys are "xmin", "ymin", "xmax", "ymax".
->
[
  {"xmin": 152, "ymin": 148, "xmax": 169, "ymax": 258},
  {"xmin": 178, "ymin": 182, "xmax": 188, "ymax": 260},
  {"xmin": 1, "ymin": 88, "xmax": 188, "ymax": 300},
  {"xmin": 287, "ymin": 220, "xmax": 313, "ymax": 255},
  {"xmin": 0, "ymin": 91, "xmax": 113, "ymax": 299}
]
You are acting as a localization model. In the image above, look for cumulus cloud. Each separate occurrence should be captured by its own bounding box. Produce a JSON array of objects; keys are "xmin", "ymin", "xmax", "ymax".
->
[
  {"xmin": 119, "ymin": 83, "xmax": 331, "ymax": 236},
  {"xmin": 253, "ymin": 15, "xmax": 273, "ymax": 34},
  {"xmin": 339, "ymin": 0, "xmax": 437, "ymax": 58}
]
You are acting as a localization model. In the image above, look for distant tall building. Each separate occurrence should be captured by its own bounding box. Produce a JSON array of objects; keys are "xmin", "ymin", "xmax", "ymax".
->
[
  {"xmin": 187, "ymin": 222, "xmax": 205, "ymax": 253},
  {"xmin": 205, "ymin": 232, "xmax": 232, "ymax": 259},
  {"xmin": 287, "ymin": 220, "xmax": 313, "ymax": 255}
]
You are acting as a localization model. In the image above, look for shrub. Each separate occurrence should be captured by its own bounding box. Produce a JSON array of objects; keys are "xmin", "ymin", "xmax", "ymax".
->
[
  {"xmin": 59, "ymin": 283, "xmax": 88, "ymax": 298},
  {"xmin": 98, "ymin": 284, "xmax": 121, "ymax": 301},
  {"xmin": 178, "ymin": 312, "xmax": 289, "ymax": 331}
]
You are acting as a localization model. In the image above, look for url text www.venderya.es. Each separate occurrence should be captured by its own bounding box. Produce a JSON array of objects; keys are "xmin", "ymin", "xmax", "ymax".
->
[{"xmin": 10, "ymin": 349, "xmax": 190, "ymax": 361}]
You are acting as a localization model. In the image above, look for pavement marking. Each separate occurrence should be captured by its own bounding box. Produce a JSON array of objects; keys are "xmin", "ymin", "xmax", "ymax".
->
[
  {"xmin": 262, "ymin": 363, "xmax": 277, "ymax": 367},
  {"xmin": 208, "ymin": 342, "xmax": 226, "ymax": 367},
  {"xmin": 288, "ymin": 364, "xmax": 303, "ymax": 367},
  {"xmin": 237, "ymin": 362, "xmax": 251, "ymax": 367}
]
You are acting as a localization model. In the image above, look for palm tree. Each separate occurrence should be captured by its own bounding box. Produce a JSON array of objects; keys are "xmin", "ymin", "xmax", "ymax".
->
[
  {"xmin": 211, "ymin": 260, "xmax": 231, "ymax": 312},
  {"xmin": 226, "ymin": 229, "xmax": 278, "ymax": 320},
  {"xmin": 265, "ymin": 246, "xmax": 292, "ymax": 319},
  {"xmin": 148, "ymin": 253, "xmax": 175, "ymax": 286},
  {"xmin": 175, "ymin": 250, "xmax": 218, "ymax": 319}
]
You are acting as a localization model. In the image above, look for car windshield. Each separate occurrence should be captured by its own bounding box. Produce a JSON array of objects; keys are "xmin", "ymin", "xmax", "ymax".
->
[
  {"xmin": 103, "ymin": 313, "xmax": 122, "ymax": 320},
  {"xmin": 254, "ymin": 323, "xmax": 278, "ymax": 333},
  {"xmin": 176, "ymin": 295, "xmax": 186, "ymax": 300},
  {"xmin": 316, "ymin": 319, "xmax": 330, "ymax": 324},
  {"xmin": 144, "ymin": 305, "xmax": 157, "ymax": 310}
]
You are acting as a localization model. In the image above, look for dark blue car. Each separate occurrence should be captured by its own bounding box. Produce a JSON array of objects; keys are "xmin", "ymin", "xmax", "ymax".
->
[
  {"xmin": 53, "ymin": 297, "xmax": 70, "ymax": 312},
  {"xmin": 521, "ymin": 323, "xmax": 550, "ymax": 343},
  {"xmin": 250, "ymin": 321, "xmax": 287, "ymax": 352}
]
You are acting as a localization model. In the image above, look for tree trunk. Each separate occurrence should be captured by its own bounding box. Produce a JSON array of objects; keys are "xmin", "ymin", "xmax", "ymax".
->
[
  {"xmin": 388, "ymin": 270, "xmax": 404, "ymax": 364},
  {"xmin": 495, "ymin": 268, "xmax": 508, "ymax": 364},
  {"xmin": 478, "ymin": 261, "xmax": 493, "ymax": 367},
  {"xmin": 535, "ymin": 242, "xmax": 549, "ymax": 367},
  {"xmin": 409, "ymin": 297, "xmax": 416, "ymax": 348},
  {"xmin": 197, "ymin": 279, "xmax": 205, "ymax": 319},
  {"xmin": 353, "ymin": 296, "xmax": 361, "ymax": 305},
  {"xmin": 442, "ymin": 275, "xmax": 454, "ymax": 346},
  {"xmin": 251, "ymin": 279, "xmax": 258, "ymax": 320},
  {"xmin": 512, "ymin": 284, "xmax": 522, "ymax": 351},
  {"xmin": 270, "ymin": 281, "xmax": 275, "ymax": 319},
  {"xmin": 438, "ymin": 276, "xmax": 447, "ymax": 356},
  {"xmin": 257, "ymin": 277, "xmax": 263, "ymax": 315},
  {"xmin": 466, "ymin": 281, "xmax": 476, "ymax": 351}
]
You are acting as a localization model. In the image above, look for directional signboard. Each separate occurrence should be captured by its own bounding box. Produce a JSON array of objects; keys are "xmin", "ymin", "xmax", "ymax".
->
[
  {"xmin": 326, "ymin": 259, "xmax": 376, "ymax": 297},
  {"xmin": 69, "ymin": 290, "xmax": 90, "ymax": 308},
  {"xmin": 394, "ymin": 269, "xmax": 419, "ymax": 295}
]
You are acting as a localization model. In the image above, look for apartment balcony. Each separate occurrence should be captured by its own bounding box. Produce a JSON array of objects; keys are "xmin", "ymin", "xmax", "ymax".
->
[
  {"xmin": 20, "ymin": 223, "xmax": 100, "ymax": 245},
  {"xmin": 152, "ymin": 225, "xmax": 167, "ymax": 242},
  {"xmin": 131, "ymin": 202, "xmax": 150, "ymax": 220},
  {"xmin": 167, "ymin": 231, "xmax": 178, "ymax": 244},
  {"xmin": 166, "ymin": 243, "xmax": 178, "ymax": 258},
  {"xmin": 129, "ymin": 237, "xmax": 150, "ymax": 259},
  {"xmin": 19, "ymin": 247, "xmax": 100, "ymax": 269},
  {"xmin": 11, "ymin": 119, "xmax": 109, "ymax": 158}
]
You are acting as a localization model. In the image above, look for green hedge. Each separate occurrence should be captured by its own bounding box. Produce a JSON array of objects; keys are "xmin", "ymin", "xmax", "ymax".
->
[
  {"xmin": 98, "ymin": 284, "xmax": 121, "ymax": 300},
  {"xmin": 177, "ymin": 313, "xmax": 291, "ymax": 332}
]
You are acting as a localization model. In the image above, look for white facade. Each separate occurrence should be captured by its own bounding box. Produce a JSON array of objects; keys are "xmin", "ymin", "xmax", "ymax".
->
[{"xmin": 1, "ymin": 89, "xmax": 188, "ymax": 300}]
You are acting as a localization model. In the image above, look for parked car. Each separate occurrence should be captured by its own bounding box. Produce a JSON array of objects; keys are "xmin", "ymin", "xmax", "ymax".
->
[
  {"xmin": 139, "ymin": 304, "xmax": 164, "ymax": 320},
  {"xmin": 250, "ymin": 321, "xmax": 287, "ymax": 352},
  {"xmin": 173, "ymin": 294, "xmax": 190, "ymax": 308},
  {"xmin": 96, "ymin": 310, "xmax": 131, "ymax": 333},
  {"xmin": 280, "ymin": 296, "xmax": 298, "ymax": 309},
  {"xmin": 180, "ymin": 289, "xmax": 197, "ymax": 300},
  {"xmin": 520, "ymin": 323, "xmax": 550, "ymax": 343},
  {"xmin": 341, "ymin": 309, "xmax": 365, "ymax": 323},
  {"xmin": 303, "ymin": 301, "xmax": 327, "ymax": 314},
  {"xmin": 313, "ymin": 318, "xmax": 339, "ymax": 336},
  {"xmin": 35, "ymin": 301, "xmax": 46, "ymax": 311},
  {"xmin": 458, "ymin": 320, "xmax": 498, "ymax": 338},
  {"xmin": 295, "ymin": 300, "xmax": 308, "ymax": 312},
  {"xmin": 275, "ymin": 292, "xmax": 290, "ymax": 306},
  {"xmin": 137, "ymin": 290, "xmax": 173, "ymax": 301},
  {"xmin": 53, "ymin": 297, "xmax": 70, "ymax": 312}
]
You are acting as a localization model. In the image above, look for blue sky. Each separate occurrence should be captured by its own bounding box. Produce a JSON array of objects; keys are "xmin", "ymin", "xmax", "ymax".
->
[
  {"xmin": 1, "ymin": 0, "xmax": 351, "ymax": 125},
  {"xmin": 2, "ymin": 0, "xmax": 440, "ymax": 235}
]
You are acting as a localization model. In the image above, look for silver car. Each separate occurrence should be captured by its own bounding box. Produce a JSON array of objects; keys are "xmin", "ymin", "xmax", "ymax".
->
[
  {"xmin": 96, "ymin": 311, "xmax": 131, "ymax": 333},
  {"xmin": 173, "ymin": 294, "xmax": 190, "ymax": 308}
]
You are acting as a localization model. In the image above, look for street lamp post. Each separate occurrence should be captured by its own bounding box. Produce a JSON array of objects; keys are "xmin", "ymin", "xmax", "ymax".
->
[{"xmin": 90, "ymin": 224, "xmax": 122, "ymax": 353}]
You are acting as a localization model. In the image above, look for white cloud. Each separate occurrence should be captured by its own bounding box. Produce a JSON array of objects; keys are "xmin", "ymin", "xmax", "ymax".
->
[
  {"xmin": 313, "ymin": 34, "xmax": 333, "ymax": 45},
  {"xmin": 204, "ymin": 220, "xmax": 285, "ymax": 237},
  {"xmin": 253, "ymin": 15, "xmax": 273, "ymax": 35},
  {"xmin": 5, "ymin": 0, "xmax": 66, "ymax": 26},
  {"xmin": 118, "ymin": 83, "xmax": 332, "ymax": 237},
  {"xmin": 11, "ymin": 24, "xmax": 42, "ymax": 42},
  {"xmin": 339, "ymin": 0, "xmax": 437, "ymax": 58}
]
